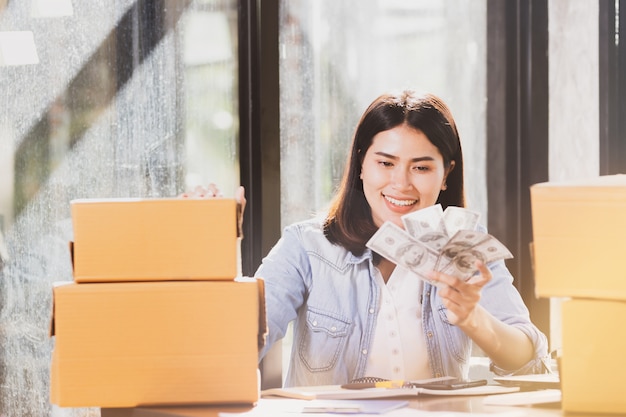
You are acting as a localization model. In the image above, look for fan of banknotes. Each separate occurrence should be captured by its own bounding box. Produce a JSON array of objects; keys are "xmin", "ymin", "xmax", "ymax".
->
[{"xmin": 366, "ymin": 204, "xmax": 512, "ymax": 283}]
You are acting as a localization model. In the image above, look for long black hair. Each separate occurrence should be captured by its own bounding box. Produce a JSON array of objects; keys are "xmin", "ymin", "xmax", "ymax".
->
[{"xmin": 323, "ymin": 90, "xmax": 465, "ymax": 256}]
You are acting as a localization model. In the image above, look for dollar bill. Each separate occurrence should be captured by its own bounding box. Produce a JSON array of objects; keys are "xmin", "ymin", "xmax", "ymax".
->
[
  {"xmin": 366, "ymin": 222, "xmax": 439, "ymax": 282},
  {"xmin": 442, "ymin": 206, "xmax": 481, "ymax": 237},
  {"xmin": 401, "ymin": 204, "xmax": 448, "ymax": 250},
  {"xmin": 467, "ymin": 232, "xmax": 513, "ymax": 263},
  {"xmin": 402, "ymin": 204, "xmax": 445, "ymax": 237},
  {"xmin": 438, "ymin": 248, "xmax": 487, "ymax": 280},
  {"xmin": 437, "ymin": 230, "xmax": 513, "ymax": 280},
  {"xmin": 415, "ymin": 230, "xmax": 449, "ymax": 252},
  {"xmin": 369, "ymin": 206, "xmax": 513, "ymax": 283},
  {"xmin": 436, "ymin": 230, "xmax": 489, "ymax": 268}
]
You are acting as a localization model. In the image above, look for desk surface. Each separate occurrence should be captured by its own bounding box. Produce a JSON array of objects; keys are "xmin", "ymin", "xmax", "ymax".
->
[{"xmin": 101, "ymin": 395, "xmax": 567, "ymax": 417}]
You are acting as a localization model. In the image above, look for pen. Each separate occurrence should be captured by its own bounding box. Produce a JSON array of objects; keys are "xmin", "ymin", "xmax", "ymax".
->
[{"xmin": 340, "ymin": 380, "xmax": 408, "ymax": 390}]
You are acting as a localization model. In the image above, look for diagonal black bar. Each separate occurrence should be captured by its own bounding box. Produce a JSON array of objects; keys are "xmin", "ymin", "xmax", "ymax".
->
[{"xmin": 13, "ymin": 0, "xmax": 191, "ymax": 216}]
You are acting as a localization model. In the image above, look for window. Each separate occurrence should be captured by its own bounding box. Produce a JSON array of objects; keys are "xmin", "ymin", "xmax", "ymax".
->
[
  {"xmin": 0, "ymin": 1, "xmax": 238, "ymax": 414},
  {"xmin": 279, "ymin": 0, "xmax": 489, "ymax": 227}
]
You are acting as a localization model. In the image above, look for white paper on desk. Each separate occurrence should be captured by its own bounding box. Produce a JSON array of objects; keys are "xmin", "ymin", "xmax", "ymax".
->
[
  {"xmin": 482, "ymin": 389, "xmax": 561, "ymax": 406},
  {"xmin": 418, "ymin": 385, "xmax": 519, "ymax": 396},
  {"xmin": 219, "ymin": 399, "xmax": 303, "ymax": 416},
  {"xmin": 218, "ymin": 398, "xmax": 408, "ymax": 416},
  {"xmin": 302, "ymin": 399, "xmax": 409, "ymax": 414},
  {"xmin": 261, "ymin": 384, "xmax": 519, "ymax": 400},
  {"xmin": 261, "ymin": 385, "xmax": 421, "ymax": 400},
  {"xmin": 220, "ymin": 397, "xmax": 529, "ymax": 417},
  {"xmin": 388, "ymin": 409, "xmax": 527, "ymax": 417},
  {"xmin": 493, "ymin": 373, "xmax": 560, "ymax": 389}
]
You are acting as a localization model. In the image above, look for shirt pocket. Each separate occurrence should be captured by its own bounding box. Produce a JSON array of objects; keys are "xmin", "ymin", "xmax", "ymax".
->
[
  {"xmin": 436, "ymin": 305, "xmax": 471, "ymax": 364},
  {"xmin": 298, "ymin": 308, "xmax": 351, "ymax": 372}
]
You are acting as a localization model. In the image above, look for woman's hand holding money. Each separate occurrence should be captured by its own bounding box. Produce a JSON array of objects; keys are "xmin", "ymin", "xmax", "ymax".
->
[
  {"xmin": 426, "ymin": 260, "xmax": 492, "ymax": 329},
  {"xmin": 428, "ymin": 260, "xmax": 535, "ymax": 371}
]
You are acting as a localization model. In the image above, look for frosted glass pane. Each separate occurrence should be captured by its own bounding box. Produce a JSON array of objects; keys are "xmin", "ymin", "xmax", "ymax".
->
[
  {"xmin": 279, "ymin": 0, "xmax": 487, "ymax": 227},
  {"xmin": 0, "ymin": 1, "xmax": 238, "ymax": 415}
]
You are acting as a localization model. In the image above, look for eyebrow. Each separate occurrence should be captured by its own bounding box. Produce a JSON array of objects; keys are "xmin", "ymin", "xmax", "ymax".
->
[{"xmin": 374, "ymin": 151, "xmax": 436, "ymax": 162}]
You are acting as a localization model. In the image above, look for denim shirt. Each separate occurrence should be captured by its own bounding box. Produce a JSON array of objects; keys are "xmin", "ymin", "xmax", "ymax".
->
[{"xmin": 256, "ymin": 217, "xmax": 549, "ymax": 387}]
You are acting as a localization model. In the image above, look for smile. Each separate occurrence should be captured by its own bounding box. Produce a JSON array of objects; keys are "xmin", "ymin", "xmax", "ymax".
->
[{"xmin": 384, "ymin": 195, "xmax": 417, "ymax": 207}]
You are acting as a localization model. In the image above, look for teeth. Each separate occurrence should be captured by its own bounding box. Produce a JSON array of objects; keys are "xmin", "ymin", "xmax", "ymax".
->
[{"xmin": 384, "ymin": 195, "xmax": 417, "ymax": 206}]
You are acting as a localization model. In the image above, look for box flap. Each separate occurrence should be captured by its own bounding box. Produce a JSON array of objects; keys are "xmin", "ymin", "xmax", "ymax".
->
[
  {"xmin": 256, "ymin": 278, "xmax": 267, "ymax": 351},
  {"xmin": 235, "ymin": 277, "xmax": 267, "ymax": 350},
  {"xmin": 236, "ymin": 200, "xmax": 243, "ymax": 239},
  {"xmin": 69, "ymin": 241, "xmax": 74, "ymax": 274},
  {"xmin": 50, "ymin": 281, "xmax": 73, "ymax": 337}
]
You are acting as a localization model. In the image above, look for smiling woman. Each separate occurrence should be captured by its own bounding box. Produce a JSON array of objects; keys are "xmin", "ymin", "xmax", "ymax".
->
[{"xmin": 256, "ymin": 90, "xmax": 549, "ymax": 388}]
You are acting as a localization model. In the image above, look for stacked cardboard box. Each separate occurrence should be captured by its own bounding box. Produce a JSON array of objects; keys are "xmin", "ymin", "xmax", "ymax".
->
[
  {"xmin": 530, "ymin": 174, "xmax": 626, "ymax": 414},
  {"xmin": 70, "ymin": 198, "xmax": 241, "ymax": 282},
  {"xmin": 50, "ymin": 198, "xmax": 266, "ymax": 408}
]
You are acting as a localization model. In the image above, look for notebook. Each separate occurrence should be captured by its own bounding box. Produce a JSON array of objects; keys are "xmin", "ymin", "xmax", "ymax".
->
[
  {"xmin": 261, "ymin": 384, "xmax": 520, "ymax": 400},
  {"xmin": 483, "ymin": 389, "xmax": 561, "ymax": 406},
  {"xmin": 493, "ymin": 373, "xmax": 560, "ymax": 389}
]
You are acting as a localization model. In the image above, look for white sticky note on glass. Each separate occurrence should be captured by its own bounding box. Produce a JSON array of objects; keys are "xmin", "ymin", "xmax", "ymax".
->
[
  {"xmin": 0, "ymin": 31, "xmax": 39, "ymax": 66},
  {"xmin": 31, "ymin": 0, "xmax": 74, "ymax": 18}
]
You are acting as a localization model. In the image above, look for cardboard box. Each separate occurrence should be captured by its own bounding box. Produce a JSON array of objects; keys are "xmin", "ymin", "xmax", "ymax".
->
[
  {"xmin": 560, "ymin": 298, "xmax": 626, "ymax": 413},
  {"xmin": 530, "ymin": 174, "xmax": 626, "ymax": 300},
  {"xmin": 50, "ymin": 279, "xmax": 266, "ymax": 408},
  {"xmin": 70, "ymin": 198, "xmax": 241, "ymax": 282}
]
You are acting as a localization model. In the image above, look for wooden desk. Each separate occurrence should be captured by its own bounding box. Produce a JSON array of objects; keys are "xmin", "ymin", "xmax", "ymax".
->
[{"xmin": 101, "ymin": 395, "xmax": 567, "ymax": 417}]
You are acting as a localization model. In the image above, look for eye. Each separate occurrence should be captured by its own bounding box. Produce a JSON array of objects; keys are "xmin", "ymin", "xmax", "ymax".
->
[
  {"xmin": 378, "ymin": 160, "xmax": 393, "ymax": 167},
  {"xmin": 413, "ymin": 164, "xmax": 431, "ymax": 172}
]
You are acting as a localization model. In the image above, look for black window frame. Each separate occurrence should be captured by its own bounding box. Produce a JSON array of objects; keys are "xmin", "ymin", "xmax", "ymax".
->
[
  {"xmin": 600, "ymin": 0, "xmax": 625, "ymax": 174},
  {"xmin": 486, "ymin": 0, "xmax": 550, "ymax": 340}
]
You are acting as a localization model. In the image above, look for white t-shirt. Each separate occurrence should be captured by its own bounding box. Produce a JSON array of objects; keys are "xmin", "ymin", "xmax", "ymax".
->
[{"xmin": 365, "ymin": 265, "xmax": 432, "ymax": 380}]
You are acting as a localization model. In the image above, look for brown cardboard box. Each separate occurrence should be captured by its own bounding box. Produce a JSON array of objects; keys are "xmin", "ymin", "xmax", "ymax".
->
[
  {"xmin": 530, "ymin": 174, "xmax": 626, "ymax": 300},
  {"xmin": 560, "ymin": 298, "xmax": 626, "ymax": 414},
  {"xmin": 70, "ymin": 198, "xmax": 241, "ymax": 282},
  {"xmin": 50, "ymin": 278, "xmax": 266, "ymax": 408}
]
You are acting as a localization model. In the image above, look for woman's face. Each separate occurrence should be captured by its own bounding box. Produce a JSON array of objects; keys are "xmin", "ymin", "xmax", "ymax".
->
[{"xmin": 361, "ymin": 124, "xmax": 454, "ymax": 229}]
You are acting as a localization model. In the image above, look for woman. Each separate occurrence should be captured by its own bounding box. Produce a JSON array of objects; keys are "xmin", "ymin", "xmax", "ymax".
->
[{"xmin": 254, "ymin": 90, "xmax": 548, "ymax": 387}]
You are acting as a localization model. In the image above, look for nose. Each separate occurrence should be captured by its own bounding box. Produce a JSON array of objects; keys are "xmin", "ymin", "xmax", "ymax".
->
[{"xmin": 391, "ymin": 167, "xmax": 413, "ymax": 190}]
